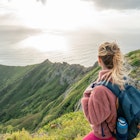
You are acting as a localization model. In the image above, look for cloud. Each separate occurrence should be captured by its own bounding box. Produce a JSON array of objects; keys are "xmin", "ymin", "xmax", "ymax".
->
[
  {"xmin": 0, "ymin": 24, "xmax": 43, "ymax": 66},
  {"xmin": 0, "ymin": 25, "xmax": 41, "ymax": 47},
  {"xmin": 87, "ymin": 0, "xmax": 140, "ymax": 10},
  {"xmin": 8, "ymin": 0, "xmax": 47, "ymax": 4},
  {"xmin": 36, "ymin": 0, "xmax": 47, "ymax": 4},
  {"xmin": 0, "ymin": 13, "xmax": 19, "ymax": 26}
]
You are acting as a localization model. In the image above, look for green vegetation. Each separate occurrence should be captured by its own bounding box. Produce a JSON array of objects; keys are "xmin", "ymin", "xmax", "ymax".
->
[
  {"xmin": 0, "ymin": 50, "xmax": 140, "ymax": 140},
  {"xmin": 126, "ymin": 50, "xmax": 140, "ymax": 66},
  {"xmin": 41, "ymin": 111, "xmax": 91, "ymax": 140},
  {"xmin": 125, "ymin": 50, "xmax": 140, "ymax": 82},
  {"xmin": 3, "ymin": 112, "xmax": 140, "ymax": 140},
  {"xmin": 3, "ymin": 112, "xmax": 90, "ymax": 140},
  {"xmin": 0, "ymin": 60, "xmax": 91, "ymax": 132}
]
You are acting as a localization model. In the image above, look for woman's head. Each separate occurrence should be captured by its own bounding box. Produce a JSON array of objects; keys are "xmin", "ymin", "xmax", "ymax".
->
[
  {"xmin": 98, "ymin": 42, "xmax": 126, "ymax": 89},
  {"xmin": 98, "ymin": 42, "xmax": 121, "ymax": 69}
]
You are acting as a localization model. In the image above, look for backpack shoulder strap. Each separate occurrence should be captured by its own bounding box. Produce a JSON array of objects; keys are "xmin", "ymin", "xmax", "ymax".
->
[{"xmin": 96, "ymin": 81, "xmax": 121, "ymax": 97}]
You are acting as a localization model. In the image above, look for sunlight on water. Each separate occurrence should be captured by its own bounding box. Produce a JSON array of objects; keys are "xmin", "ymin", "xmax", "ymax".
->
[
  {"xmin": 21, "ymin": 33, "xmax": 69, "ymax": 52},
  {"xmin": 18, "ymin": 31, "xmax": 99, "ymax": 67}
]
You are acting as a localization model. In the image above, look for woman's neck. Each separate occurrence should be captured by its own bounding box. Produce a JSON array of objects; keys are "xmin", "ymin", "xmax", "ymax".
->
[{"xmin": 101, "ymin": 66, "xmax": 109, "ymax": 70}]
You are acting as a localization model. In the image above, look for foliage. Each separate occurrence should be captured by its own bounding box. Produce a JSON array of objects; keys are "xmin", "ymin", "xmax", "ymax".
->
[
  {"xmin": 0, "ymin": 60, "xmax": 90, "ymax": 132},
  {"xmin": 3, "ymin": 112, "xmax": 140, "ymax": 140},
  {"xmin": 4, "ymin": 112, "xmax": 91, "ymax": 140},
  {"xmin": 41, "ymin": 111, "xmax": 91, "ymax": 140},
  {"xmin": 126, "ymin": 49, "xmax": 140, "ymax": 66},
  {"xmin": 125, "ymin": 49, "xmax": 140, "ymax": 82}
]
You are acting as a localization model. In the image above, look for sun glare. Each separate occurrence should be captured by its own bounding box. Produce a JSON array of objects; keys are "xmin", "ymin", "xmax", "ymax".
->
[
  {"xmin": 7, "ymin": 0, "xmax": 96, "ymax": 53},
  {"xmin": 21, "ymin": 33, "xmax": 69, "ymax": 52},
  {"xmin": 6, "ymin": 0, "xmax": 95, "ymax": 30}
]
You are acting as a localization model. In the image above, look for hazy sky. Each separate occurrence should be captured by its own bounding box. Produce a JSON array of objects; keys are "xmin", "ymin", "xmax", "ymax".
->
[{"xmin": 0, "ymin": 0, "xmax": 140, "ymax": 66}]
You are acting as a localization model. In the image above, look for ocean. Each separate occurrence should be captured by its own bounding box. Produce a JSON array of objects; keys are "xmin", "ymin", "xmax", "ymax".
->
[{"xmin": 0, "ymin": 30, "xmax": 140, "ymax": 67}]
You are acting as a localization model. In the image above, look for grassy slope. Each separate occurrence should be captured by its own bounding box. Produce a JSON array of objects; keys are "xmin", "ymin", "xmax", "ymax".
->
[
  {"xmin": 125, "ymin": 49, "xmax": 140, "ymax": 82},
  {"xmin": 0, "ymin": 60, "xmax": 90, "ymax": 132},
  {"xmin": 0, "ymin": 64, "xmax": 37, "ymax": 89},
  {"xmin": 4, "ymin": 111, "xmax": 140, "ymax": 140}
]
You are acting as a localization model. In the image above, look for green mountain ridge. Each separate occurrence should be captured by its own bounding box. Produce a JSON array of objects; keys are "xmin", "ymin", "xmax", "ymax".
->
[
  {"xmin": 0, "ymin": 50, "xmax": 140, "ymax": 140},
  {"xmin": 0, "ymin": 59, "xmax": 92, "ymax": 132}
]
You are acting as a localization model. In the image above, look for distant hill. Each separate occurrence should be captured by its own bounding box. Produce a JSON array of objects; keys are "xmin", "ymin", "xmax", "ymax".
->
[
  {"xmin": 125, "ymin": 49, "xmax": 140, "ymax": 88},
  {"xmin": 0, "ymin": 49, "xmax": 140, "ymax": 136},
  {"xmin": 0, "ymin": 59, "xmax": 93, "ymax": 132}
]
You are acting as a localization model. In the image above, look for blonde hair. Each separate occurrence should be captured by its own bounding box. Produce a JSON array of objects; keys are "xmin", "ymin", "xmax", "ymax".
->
[{"xmin": 98, "ymin": 42, "xmax": 126, "ymax": 89}]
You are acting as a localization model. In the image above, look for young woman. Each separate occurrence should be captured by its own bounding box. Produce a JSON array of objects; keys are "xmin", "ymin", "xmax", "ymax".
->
[{"xmin": 81, "ymin": 42, "xmax": 126, "ymax": 140}]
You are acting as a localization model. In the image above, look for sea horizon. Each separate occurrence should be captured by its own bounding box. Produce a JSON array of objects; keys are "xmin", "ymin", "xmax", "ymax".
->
[{"xmin": 0, "ymin": 33, "xmax": 139, "ymax": 68}]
